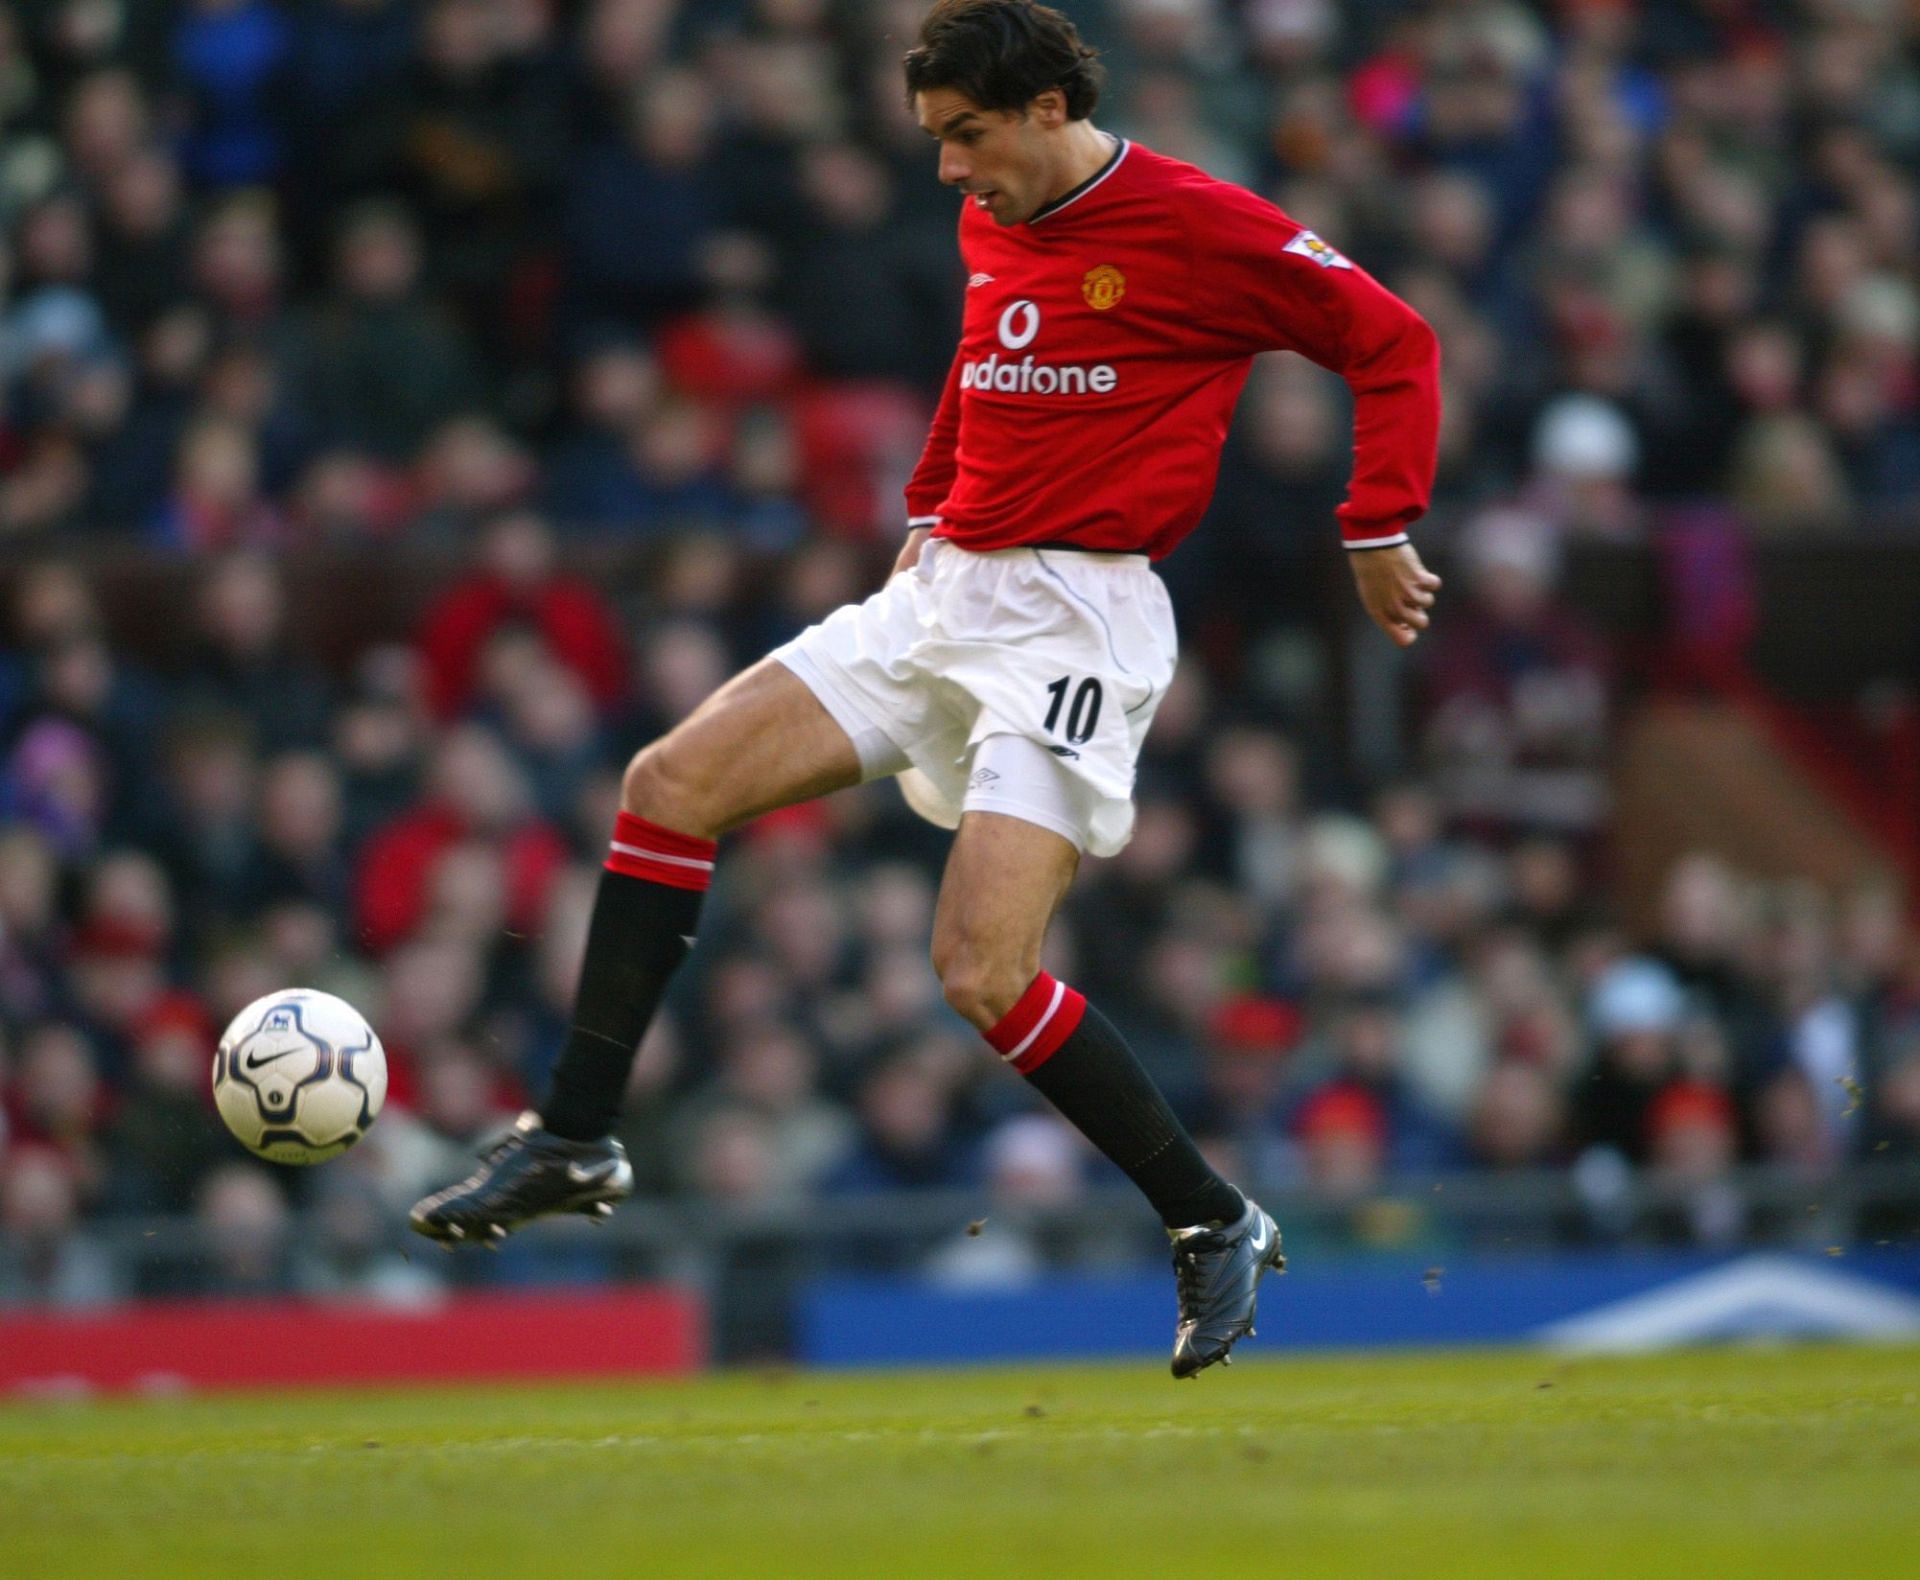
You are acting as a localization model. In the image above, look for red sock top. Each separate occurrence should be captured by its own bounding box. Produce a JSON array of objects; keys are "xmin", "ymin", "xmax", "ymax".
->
[
  {"xmin": 604, "ymin": 811, "xmax": 718, "ymax": 891},
  {"xmin": 985, "ymin": 972, "xmax": 1087, "ymax": 1075}
]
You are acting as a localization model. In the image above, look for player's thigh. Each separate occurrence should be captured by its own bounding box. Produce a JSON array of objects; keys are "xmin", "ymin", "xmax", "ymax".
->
[
  {"xmin": 930, "ymin": 809, "xmax": 1080, "ymax": 1026},
  {"xmin": 625, "ymin": 656, "xmax": 864, "ymax": 836}
]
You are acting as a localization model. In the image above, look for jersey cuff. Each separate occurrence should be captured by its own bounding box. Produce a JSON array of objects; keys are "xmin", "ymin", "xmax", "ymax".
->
[
  {"xmin": 906, "ymin": 515, "xmax": 943, "ymax": 529},
  {"xmin": 1343, "ymin": 531, "xmax": 1410, "ymax": 551}
]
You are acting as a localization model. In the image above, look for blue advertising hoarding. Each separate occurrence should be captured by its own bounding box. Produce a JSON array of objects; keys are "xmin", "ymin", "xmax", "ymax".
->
[{"xmin": 799, "ymin": 1250, "xmax": 1920, "ymax": 1367}]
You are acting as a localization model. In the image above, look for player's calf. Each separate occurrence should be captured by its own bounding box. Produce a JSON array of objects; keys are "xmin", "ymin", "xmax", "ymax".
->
[
  {"xmin": 970, "ymin": 970, "xmax": 1283, "ymax": 1375},
  {"xmin": 979, "ymin": 972, "xmax": 1247, "ymax": 1229}
]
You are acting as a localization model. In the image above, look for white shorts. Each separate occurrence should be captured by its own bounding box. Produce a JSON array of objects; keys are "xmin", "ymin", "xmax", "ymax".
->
[{"xmin": 772, "ymin": 538, "xmax": 1177, "ymax": 856}]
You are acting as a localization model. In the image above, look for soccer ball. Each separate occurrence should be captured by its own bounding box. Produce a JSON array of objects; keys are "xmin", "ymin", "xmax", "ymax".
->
[{"xmin": 212, "ymin": 989, "xmax": 388, "ymax": 1165}]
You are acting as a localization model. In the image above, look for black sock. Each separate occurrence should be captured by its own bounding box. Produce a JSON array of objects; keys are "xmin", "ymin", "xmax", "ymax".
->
[
  {"xmin": 988, "ymin": 973, "xmax": 1245, "ymax": 1228},
  {"xmin": 539, "ymin": 812, "xmax": 713, "ymax": 1141}
]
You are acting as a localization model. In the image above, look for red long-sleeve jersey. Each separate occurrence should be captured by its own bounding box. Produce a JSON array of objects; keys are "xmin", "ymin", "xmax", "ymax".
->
[{"xmin": 904, "ymin": 139, "xmax": 1441, "ymax": 558}]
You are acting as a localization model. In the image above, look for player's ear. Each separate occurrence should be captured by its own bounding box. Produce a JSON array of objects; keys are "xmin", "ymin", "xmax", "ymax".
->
[{"xmin": 1029, "ymin": 88, "xmax": 1068, "ymax": 129}]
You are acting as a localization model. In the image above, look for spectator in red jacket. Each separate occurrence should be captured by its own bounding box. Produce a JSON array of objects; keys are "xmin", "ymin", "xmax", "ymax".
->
[
  {"xmin": 353, "ymin": 723, "xmax": 568, "ymax": 954},
  {"xmin": 414, "ymin": 510, "xmax": 628, "ymax": 721}
]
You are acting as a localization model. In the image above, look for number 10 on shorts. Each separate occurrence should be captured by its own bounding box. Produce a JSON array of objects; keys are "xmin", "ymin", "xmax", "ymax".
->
[{"xmin": 1043, "ymin": 675, "xmax": 1103, "ymax": 744}]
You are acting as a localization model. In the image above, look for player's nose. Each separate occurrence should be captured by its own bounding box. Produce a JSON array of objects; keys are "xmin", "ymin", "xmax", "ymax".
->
[{"xmin": 938, "ymin": 145, "xmax": 970, "ymax": 188}]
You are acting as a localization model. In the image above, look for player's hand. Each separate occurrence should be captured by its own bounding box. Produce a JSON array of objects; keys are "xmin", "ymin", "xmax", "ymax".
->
[
  {"xmin": 1348, "ymin": 541, "xmax": 1441, "ymax": 647},
  {"xmin": 890, "ymin": 527, "xmax": 932, "ymax": 581}
]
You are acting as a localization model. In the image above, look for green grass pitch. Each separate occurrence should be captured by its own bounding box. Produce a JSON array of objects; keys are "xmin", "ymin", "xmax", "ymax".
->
[{"xmin": 4, "ymin": 1345, "xmax": 1918, "ymax": 1578}]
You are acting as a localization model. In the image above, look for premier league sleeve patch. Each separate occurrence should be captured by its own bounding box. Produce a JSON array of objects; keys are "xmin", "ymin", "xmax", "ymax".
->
[{"xmin": 1282, "ymin": 229, "xmax": 1353, "ymax": 269}]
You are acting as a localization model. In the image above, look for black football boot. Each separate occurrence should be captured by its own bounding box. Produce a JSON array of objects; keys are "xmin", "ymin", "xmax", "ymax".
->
[
  {"xmin": 409, "ymin": 1112, "xmax": 633, "ymax": 1246},
  {"xmin": 1168, "ymin": 1199, "xmax": 1286, "ymax": 1378}
]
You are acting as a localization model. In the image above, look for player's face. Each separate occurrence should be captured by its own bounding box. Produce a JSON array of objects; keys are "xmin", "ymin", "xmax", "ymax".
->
[{"xmin": 914, "ymin": 87, "xmax": 1058, "ymax": 226}]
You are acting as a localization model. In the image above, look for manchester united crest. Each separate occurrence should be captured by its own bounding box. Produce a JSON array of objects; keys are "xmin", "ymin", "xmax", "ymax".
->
[{"xmin": 1082, "ymin": 264, "xmax": 1126, "ymax": 310}]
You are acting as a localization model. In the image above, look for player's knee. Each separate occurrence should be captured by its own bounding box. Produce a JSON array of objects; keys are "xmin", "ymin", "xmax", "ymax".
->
[
  {"xmin": 621, "ymin": 737, "xmax": 716, "ymax": 836},
  {"xmin": 934, "ymin": 945, "xmax": 1029, "ymax": 1032}
]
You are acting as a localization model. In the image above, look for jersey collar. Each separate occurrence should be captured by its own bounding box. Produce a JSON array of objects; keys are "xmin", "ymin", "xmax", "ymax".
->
[{"xmin": 1026, "ymin": 136, "xmax": 1129, "ymax": 226}]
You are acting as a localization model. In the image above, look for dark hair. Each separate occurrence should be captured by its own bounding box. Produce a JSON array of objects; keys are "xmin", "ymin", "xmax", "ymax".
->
[{"xmin": 903, "ymin": 0, "xmax": 1104, "ymax": 121}]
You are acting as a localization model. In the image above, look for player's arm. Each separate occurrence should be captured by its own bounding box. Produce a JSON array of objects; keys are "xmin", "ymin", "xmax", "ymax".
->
[
  {"xmin": 1300, "ymin": 259, "xmax": 1444, "ymax": 647},
  {"xmin": 1195, "ymin": 196, "xmax": 1444, "ymax": 643},
  {"xmin": 894, "ymin": 346, "xmax": 965, "ymax": 580}
]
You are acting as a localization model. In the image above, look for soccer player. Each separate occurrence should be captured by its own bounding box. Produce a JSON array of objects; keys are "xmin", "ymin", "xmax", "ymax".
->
[{"xmin": 412, "ymin": 0, "xmax": 1442, "ymax": 1379}]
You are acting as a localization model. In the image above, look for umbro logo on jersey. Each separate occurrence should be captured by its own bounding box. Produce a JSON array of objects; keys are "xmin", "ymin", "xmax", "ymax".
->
[
  {"xmin": 1283, "ymin": 230, "xmax": 1353, "ymax": 270},
  {"xmin": 967, "ymin": 272, "xmax": 996, "ymax": 288}
]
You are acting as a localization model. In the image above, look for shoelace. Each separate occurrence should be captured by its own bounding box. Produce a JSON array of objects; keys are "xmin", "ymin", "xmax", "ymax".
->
[
  {"xmin": 444, "ymin": 1131, "xmax": 531, "ymax": 1197},
  {"xmin": 476, "ymin": 1133, "xmax": 522, "ymax": 1169},
  {"xmin": 1170, "ymin": 1230, "xmax": 1222, "ymax": 1319}
]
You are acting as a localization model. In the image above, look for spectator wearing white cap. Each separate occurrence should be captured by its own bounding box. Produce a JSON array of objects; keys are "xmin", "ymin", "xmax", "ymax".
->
[
  {"xmin": 1526, "ymin": 393, "xmax": 1642, "ymax": 539},
  {"xmin": 1575, "ymin": 956, "xmax": 1689, "ymax": 1163}
]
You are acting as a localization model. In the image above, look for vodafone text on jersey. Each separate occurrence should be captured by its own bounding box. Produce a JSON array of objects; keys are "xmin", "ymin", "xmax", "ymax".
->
[{"xmin": 958, "ymin": 300, "xmax": 1119, "ymax": 396}]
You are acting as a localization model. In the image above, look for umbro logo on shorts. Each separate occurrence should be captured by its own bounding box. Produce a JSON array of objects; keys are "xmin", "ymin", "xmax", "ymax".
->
[{"xmin": 968, "ymin": 766, "xmax": 1002, "ymax": 789}]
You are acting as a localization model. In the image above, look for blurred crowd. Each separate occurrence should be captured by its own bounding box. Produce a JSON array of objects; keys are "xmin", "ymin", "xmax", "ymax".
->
[
  {"xmin": 0, "ymin": 525, "xmax": 1916, "ymax": 1310},
  {"xmin": 1, "ymin": 0, "xmax": 1918, "ymax": 560},
  {"xmin": 3, "ymin": 0, "xmax": 1920, "ymax": 1310}
]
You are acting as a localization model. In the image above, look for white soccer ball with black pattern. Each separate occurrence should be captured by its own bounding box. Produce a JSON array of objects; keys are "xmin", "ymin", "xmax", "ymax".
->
[{"xmin": 211, "ymin": 989, "xmax": 387, "ymax": 1164}]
